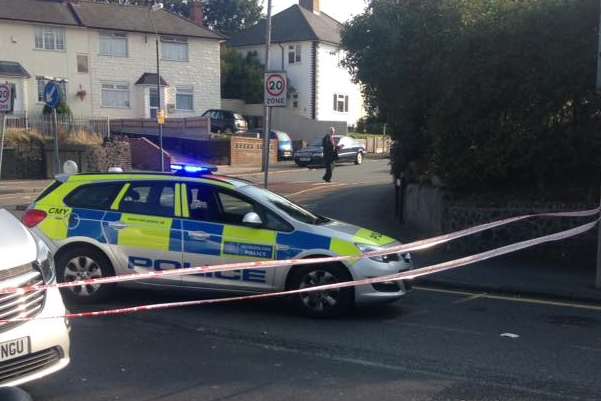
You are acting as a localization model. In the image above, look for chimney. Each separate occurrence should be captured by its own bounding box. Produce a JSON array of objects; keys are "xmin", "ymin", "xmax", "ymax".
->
[
  {"xmin": 190, "ymin": 0, "xmax": 204, "ymax": 26},
  {"xmin": 299, "ymin": 0, "xmax": 320, "ymax": 14}
]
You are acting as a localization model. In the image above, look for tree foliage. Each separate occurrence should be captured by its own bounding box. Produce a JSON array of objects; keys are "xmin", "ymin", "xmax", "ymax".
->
[
  {"xmin": 342, "ymin": 0, "xmax": 601, "ymax": 195},
  {"xmin": 221, "ymin": 46, "xmax": 264, "ymax": 104},
  {"xmin": 102, "ymin": 0, "xmax": 263, "ymax": 35}
]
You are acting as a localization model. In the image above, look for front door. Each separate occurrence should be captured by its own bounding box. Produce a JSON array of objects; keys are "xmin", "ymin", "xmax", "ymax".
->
[
  {"xmin": 180, "ymin": 182, "xmax": 280, "ymax": 292},
  {"xmin": 106, "ymin": 180, "xmax": 182, "ymax": 286}
]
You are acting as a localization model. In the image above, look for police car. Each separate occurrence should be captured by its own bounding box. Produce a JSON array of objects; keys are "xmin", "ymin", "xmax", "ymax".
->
[{"xmin": 23, "ymin": 163, "xmax": 412, "ymax": 317}]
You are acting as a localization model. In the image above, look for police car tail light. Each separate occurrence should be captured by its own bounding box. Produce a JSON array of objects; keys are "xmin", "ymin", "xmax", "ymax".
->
[{"xmin": 22, "ymin": 209, "xmax": 47, "ymax": 228}]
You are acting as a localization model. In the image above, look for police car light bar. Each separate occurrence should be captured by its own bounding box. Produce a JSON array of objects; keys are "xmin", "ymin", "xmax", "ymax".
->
[{"xmin": 170, "ymin": 163, "xmax": 217, "ymax": 175}]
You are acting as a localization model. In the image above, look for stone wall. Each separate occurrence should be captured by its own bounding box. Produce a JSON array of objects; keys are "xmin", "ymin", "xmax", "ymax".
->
[
  {"xmin": 403, "ymin": 184, "xmax": 597, "ymax": 257},
  {"xmin": 129, "ymin": 137, "xmax": 171, "ymax": 172},
  {"xmin": 1, "ymin": 143, "xmax": 46, "ymax": 179}
]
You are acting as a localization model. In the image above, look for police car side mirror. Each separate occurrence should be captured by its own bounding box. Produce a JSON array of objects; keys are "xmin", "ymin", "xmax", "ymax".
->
[{"xmin": 242, "ymin": 212, "xmax": 263, "ymax": 227}]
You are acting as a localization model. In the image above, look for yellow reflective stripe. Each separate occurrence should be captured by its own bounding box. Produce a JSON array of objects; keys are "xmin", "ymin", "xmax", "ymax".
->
[
  {"xmin": 222, "ymin": 225, "xmax": 277, "ymax": 259},
  {"xmin": 117, "ymin": 214, "xmax": 171, "ymax": 251},
  {"xmin": 330, "ymin": 238, "xmax": 361, "ymax": 257},
  {"xmin": 66, "ymin": 174, "xmax": 235, "ymax": 189},
  {"xmin": 353, "ymin": 228, "xmax": 396, "ymax": 247},
  {"xmin": 110, "ymin": 183, "xmax": 131, "ymax": 211},
  {"xmin": 37, "ymin": 207, "xmax": 72, "ymax": 241},
  {"xmin": 174, "ymin": 184, "xmax": 182, "ymax": 217},
  {"xmin": 181, "ymin": 184, "xmax": 190, "ymax": 218}
]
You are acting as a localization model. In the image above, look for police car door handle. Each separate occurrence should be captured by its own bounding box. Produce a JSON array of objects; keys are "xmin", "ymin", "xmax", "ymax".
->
[
  {"xmin": 108, "ymin": 222, "xmax": 128, "ymax": 230},
  {"xmin": 189, "ymin": 231, "xmax": 210, "ymax": 241}
]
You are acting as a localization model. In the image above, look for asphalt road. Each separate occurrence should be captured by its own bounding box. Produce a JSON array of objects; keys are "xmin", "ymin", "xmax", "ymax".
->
[{"xmin": 15, "ymin": 159, "xmax": 601, "ymax": 400}]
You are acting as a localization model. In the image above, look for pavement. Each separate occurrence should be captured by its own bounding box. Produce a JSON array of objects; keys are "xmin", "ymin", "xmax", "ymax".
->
[{"xmin": 6, "ymin": 159, "xmax": 601, "ymax": 400}]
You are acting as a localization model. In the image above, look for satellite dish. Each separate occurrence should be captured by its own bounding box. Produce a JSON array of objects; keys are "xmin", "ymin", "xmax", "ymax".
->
[{"xmin": 63, "ymin": 160, "xmax": 79, "ymax": 175}]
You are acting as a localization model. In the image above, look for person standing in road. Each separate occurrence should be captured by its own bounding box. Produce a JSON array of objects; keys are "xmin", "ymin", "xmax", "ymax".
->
[{"xmin": 322, "ymin": 127, "xmax": 338, "ymax": 182}]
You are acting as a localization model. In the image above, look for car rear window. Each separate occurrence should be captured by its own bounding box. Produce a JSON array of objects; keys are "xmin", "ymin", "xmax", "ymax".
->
[
  {"xmin": 35, "ymin": 180, "xmax": 63, "ymax": 202},
  {"xmin": 64, "ymin": 182, "xmax": 124, "ymax": 210}
]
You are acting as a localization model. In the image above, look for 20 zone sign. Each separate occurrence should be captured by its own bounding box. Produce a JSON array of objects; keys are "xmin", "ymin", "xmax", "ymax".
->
[{"xmin": 264, "ymin": 72, "xmax": 287, "ymax": 107}]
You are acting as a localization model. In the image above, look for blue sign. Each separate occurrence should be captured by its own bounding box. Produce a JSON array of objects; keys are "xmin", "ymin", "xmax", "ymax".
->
[{"xmin": 43, "ymin": 82, "xmax": 62, "ymax": 109}]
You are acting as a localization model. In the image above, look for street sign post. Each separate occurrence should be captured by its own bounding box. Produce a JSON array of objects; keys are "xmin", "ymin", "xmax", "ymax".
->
[
  {"xmin": 0, "ymin": 83, "xmax": 11, "ymax": 180},
  {"xmin": 44, "ymin": 81, "xmax": 62, "ymax": 174},
  {"xmin": 264, "ymin": 72, "xmax": 288, "ymax": 107}
]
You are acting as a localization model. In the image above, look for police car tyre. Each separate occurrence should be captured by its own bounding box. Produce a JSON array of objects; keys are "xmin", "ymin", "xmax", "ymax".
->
[
  {"xmin": 288, "ymin": 264, "xmax": 353, "ymax": 318},
  {"xmin": 355, "ymin": 152, "xmax": 363, "ymax": 165},
  {"xmin": 56, "ymin": 246, "xmax": 115, "ymax": 304}
]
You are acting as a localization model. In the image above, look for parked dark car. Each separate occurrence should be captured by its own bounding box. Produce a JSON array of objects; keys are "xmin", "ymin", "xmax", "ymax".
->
[
  {"xmin": 294, "ymin": 135, "xmax": 365, "ymax": 167},
  {"xmin": 201, "ymin": 109, "xmax": 248, "ymax": 134},
  {"xmin": 246, "ymin": 129, "xmax": 294, "ymax": 160}
]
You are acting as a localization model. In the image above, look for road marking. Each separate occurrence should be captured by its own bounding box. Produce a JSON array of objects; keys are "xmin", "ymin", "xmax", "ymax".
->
[
  {"xmin": 415, "ymin": 286, "xmax": 601, "ymax": 312},
  {"xmin": 287, "ymin": 183, "xmax": 347, "ymax": 198},
  {"xmin": 570, "ymin": 345, "xmax": 601, "ymax": 353},
  {"xmin": 452, "ymin": 292, "xmax": 487, "ymax": 304},
  {"xmin": 397, "ymin": 321, "xmax": 483, "ymax": 336}
]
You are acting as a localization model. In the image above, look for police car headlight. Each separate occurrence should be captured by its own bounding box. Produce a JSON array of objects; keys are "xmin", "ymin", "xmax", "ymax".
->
[
  {"xmin": 33, "ymin": 239, "xmax": 55, "ymax": 284},
  {"xmin": 355, "ymin": 243, "xmax": 400, "ymax": 263}
]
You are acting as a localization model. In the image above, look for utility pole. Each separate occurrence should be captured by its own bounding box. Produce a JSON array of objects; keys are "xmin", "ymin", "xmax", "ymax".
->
[
  {"xmin": 595, "ymin": 0, "xmax": 601, "ymax": 289},
  {"xmin": 262, "ymin": 0, "xmax": 273, "ymax": 187}
]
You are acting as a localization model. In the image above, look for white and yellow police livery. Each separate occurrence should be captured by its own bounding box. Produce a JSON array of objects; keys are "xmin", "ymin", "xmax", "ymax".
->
[{"xmin": 24, "ymin": 165, "xmax": 413, "ymax": 317}]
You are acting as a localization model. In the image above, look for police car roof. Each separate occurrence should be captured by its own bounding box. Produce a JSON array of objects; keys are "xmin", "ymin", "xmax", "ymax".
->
[{"xmin": 57, "ymin": 171, "xmax": 253, "ymax": 189}]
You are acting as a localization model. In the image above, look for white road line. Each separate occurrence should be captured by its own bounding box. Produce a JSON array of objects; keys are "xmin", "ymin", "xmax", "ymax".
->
[
  {"xmin": 452, "ymin": 292, "xmax": 487, "ymax": 304},
  {"xmin": 570, "ymin": 345, "xmax": 601, "ymax": 353},
  {"xmin": 415, "ymin": 286, "xmax": 601, "ymax": 312},
  {"xmin": 286, "ymin": 183, "xmax": 347, "ymax": 198}
]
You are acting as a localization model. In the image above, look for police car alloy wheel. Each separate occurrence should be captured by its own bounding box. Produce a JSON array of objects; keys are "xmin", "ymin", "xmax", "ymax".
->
[
  {"xmin": 56, "ymin": 247, "xmax": 115, "ymax": 304},
  {"xmin": 288, "ymin": 265, "xmax": 353, "ymax": 318},
  {"xmin": 355, "ymin": 152, "xmax": 363, "ymax": 165}
]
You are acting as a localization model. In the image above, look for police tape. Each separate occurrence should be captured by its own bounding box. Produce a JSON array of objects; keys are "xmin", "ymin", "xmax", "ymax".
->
[
  {"xmin": 1, "ymin": 207, "xmax": 598, "ymax": 296},
  {"xmin": 0, "ymin": 216, "xmax": 597, "ymax": 324}
]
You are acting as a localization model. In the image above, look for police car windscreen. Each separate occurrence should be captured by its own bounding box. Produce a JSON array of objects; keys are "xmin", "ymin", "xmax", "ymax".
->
[{"xmin": 243, "ymin": 186, "xmax": 328, "ymax": 225}]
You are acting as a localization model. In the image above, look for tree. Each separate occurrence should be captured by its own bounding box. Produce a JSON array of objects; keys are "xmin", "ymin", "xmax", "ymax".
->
[
  {"xmin": 342, "ymin": 0, "xmax": 601, "ymax": 196},
  {"xmin": 221, "ymin": 47, "xmax": 264, "ymax": 104},
  {"xmin": 102, "ymin": 0, "xmax": 263, "ymax": 36}
]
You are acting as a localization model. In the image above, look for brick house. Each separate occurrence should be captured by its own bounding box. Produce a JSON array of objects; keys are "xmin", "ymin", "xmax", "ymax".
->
[{"xmin": 0, "ymin": 0, "xmax": 224, "ymax": 120}]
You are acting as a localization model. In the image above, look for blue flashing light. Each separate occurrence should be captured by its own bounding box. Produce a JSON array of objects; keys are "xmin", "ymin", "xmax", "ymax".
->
[{"xmin": 170, "ymin": 163, "xmax": 217, "ymax": 176}]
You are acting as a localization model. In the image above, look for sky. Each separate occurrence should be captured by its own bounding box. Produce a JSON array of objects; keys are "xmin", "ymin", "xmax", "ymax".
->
[{"xmin": 267, "ymin": 0, "xmax": 368, "ymax": 22}]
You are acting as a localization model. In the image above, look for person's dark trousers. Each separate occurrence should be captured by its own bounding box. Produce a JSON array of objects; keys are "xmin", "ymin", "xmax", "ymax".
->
[{"xmin": 323, "ymin": 160, "xmax": 335, "ymax": 182}]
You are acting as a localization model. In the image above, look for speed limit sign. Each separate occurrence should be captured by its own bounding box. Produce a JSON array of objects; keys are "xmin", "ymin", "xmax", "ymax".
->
[
  {"xmin": 0, "ymin": 84, "xmax": 12, "ymax": 113},
  {"xmin": 264, "ymin": 72, "xmax": 287, "ymax": 107}
]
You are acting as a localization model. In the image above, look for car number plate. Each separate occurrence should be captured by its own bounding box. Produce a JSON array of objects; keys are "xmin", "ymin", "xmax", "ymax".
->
[
  {"xmin": 299, "ymin": 157, "xmax": 311, "ymax": 161},
  {"xmin": 0, "ymin": 337, "xmax": 29, "ymax": 362}
]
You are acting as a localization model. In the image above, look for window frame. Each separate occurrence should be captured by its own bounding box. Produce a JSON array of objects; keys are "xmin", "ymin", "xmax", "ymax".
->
[
  {"xmin": 160, "ymin": 36, "xmax": 189, "ymax": 62},
  {"xmin": 182, "ymin": 183, "xmax": 293, "ymax": 232},
  {"xmin": 118, "ymin": 181, "xmax": 177, "ymax": 218},
  {"xmin": 288, "ymin": 44, "xmax": 302, "ymax": 64},
  {"xmin": 333, "ymin": 93, "xmax": 349, "ymax": 113},
  {"xmin": 34, "ymin": 26, "xmax": 65, "ymax": 51},
  {"xmin": 63, "ymin": 182, "xmax": 125, "ymax": 211},
  {"xmin": 101, "ymin": 81, "xmax": 130, "ymax": 109},
  {"xmin": 175, "ymin": 86, "xmax": 194, "ymax": 111},
  {"xmin": 98, "ymin": 31, "xmax": 128, "ymax": 58},
  {"xmin": 77, "ymin": 54, "xmax": 89, "ymax": 73}
]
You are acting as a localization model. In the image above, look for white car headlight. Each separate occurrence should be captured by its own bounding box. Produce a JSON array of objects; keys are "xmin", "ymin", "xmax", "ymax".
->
[
  {"xmin": 33, "ymin": 239, "xmax": 56, "ymax": 284},
  {"xmin": 355, "ymin": 243, "xmax": 409, "ymax": 264}
]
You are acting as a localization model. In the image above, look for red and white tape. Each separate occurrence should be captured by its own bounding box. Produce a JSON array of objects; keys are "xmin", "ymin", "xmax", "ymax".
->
[
  {"xmin": 0, "ymin": 211, "xmax": 598, "ymax": 324},
  {"xmin": 2, "ymin": 207, "xmax": 596, "ymax": 296}
]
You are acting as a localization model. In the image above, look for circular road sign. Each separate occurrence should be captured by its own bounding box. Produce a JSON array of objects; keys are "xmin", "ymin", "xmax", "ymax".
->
[
  {"xmin": 0, "ymin": 84, "xmax": 11, "ymax": 112},
  {"xmin": 44, "ymin": 81, "xmax": 62, "ymax": 109},
  {"xmin": 266, "ymin": 73, "xmax": 286, "ymax": 97}
]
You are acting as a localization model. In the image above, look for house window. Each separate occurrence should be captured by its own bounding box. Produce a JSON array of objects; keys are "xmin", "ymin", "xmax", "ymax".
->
[
  {"xmin": 77, "ymin": 54, "xmax": 89, "ymax": 73},
  {"xmin": 99, "ymin": 32, "xmax": 128, "ymax": 57},
  {"xmin": 101, "ymin": 82, "xmax": 130, "ymax": 108},
  {"xmin": 161, "ymin": 36, "xmax": 188, "ymax": 62},
  {"xmin": 333, "ymin": 94, "xmax": 349, "ymax": 112},
  {"xmin": 288, "ymin": 44, "xmax": 302, "ymax": 64},
  {"xmin": 176, "ymin": 86, "xmax": 194, "ymax": 111},
  {"xmin": 37, "ymin": 77, "xmax": 66, "ymax": 103},
  {"xmin": 34, "ymin": 26, "xmax": 65, "ymax": 51}
]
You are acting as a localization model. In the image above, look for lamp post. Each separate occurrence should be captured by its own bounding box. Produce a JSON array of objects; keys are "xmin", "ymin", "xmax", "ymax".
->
[
  {"xmin": 150, "ymin": 2, "xmax": 165, "ymax": 172},
  {"xmin": 262, "ymin": 0, "xmax": 273, "ymax": 187}
]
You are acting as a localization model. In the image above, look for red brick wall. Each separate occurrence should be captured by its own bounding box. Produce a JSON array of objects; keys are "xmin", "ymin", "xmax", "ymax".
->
[
  {"xmin": 230, "ymin": 137, "xmax": 278, "ymax": 167},
  {"xmin": 129, "ymin": 137, "xmax": 171, "ymax": 171}
]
